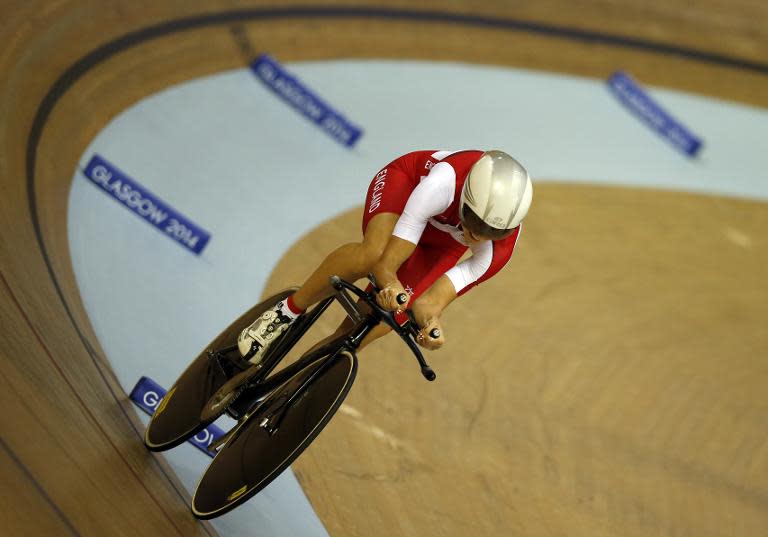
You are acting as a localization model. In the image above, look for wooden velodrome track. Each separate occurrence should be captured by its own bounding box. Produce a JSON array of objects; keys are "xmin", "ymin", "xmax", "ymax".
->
[{"xmin": 1, "ymin": 1, "xmax": 767, "ymax": 535}]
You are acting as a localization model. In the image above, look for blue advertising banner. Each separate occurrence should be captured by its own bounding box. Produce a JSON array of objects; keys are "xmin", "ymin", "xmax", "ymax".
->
[
  {"xmin": 129, "ymin": 376, "xmax": 225, "ymax": 458},
  {"xmin": 251, "ymin": 53, "xmax": 363, "ymax": 147},
  {"xmin": 82, "ymin": 155, "xmax": 211, "ymax": 254},
  {"xmin": 607, "ymin": 71, "xmax": 703, "ymax": 157}
]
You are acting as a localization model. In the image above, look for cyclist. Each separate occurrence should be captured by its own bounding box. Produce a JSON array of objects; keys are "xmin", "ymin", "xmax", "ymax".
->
[{"xmin": 238, "ymin": 149, "xmax": 532, "ymax": 363}]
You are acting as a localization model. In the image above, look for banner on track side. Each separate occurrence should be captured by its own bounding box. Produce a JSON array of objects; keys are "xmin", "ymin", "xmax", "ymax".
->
[
  {"xmin": 82, "ymin": 154, "xmax": 211, "ymax": 255},
  {"xmin": 251, "ymin": 53, "xmax": 363, "ymax": 148},
  {"xmin": 607, "ymin": 71, "xmax": 703, "ymax": 157}
]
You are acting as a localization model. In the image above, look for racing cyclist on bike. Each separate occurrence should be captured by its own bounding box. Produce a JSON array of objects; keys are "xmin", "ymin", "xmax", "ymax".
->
[{"xmin": 237, "ymin": 149, "xmax": 533, "ymax": 363}]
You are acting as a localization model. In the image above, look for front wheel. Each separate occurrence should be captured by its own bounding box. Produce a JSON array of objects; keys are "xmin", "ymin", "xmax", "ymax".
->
[{"xmin": 191, "ymin": 349, "xmax": 357, "ymax": 519}]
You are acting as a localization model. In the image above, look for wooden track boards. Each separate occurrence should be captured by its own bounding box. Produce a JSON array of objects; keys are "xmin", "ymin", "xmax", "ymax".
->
[
  {"xmin": 273, "ymin": 188, "xmax": 768, "ymax": 537},
  {"xmin": 1, "ymin": 1, "xmax": 767, "ymax": 535}
]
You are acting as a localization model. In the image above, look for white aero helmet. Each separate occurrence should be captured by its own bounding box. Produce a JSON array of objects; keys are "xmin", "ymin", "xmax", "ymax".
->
[{"xmin": 459, "ymin": 150, "xmax": 532, "ymax": 238}]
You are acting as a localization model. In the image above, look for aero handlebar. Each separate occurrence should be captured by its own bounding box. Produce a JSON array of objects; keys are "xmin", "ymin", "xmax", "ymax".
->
[{"xmin": 330, "ymin": 276, "xmax": 436, "ymax": 381}]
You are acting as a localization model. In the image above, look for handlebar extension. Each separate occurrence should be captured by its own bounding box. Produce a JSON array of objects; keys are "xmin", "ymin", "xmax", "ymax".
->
[{"xmin": 330, "ymin": 275, "xmax": 437, "ymax": 381}]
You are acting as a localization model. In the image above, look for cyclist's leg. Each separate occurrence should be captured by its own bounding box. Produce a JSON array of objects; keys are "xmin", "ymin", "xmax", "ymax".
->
[
  {"xmin": 354, "ymin": 229, "xmax": 465, "ymax": 349},
  {"xmin": 291, "ymin": 165, "xmax": 415, "ymax": 310},
  {"xmin": 307, "ymin": 232, "xmax": 466, "ymax": 355},
  {"xmin": 291, "ymin": 212, "xmax": 398, "ymax": 310},
  {"xmin": 241, "ymin": 164, "xmax": 414, "ymax": 361}
]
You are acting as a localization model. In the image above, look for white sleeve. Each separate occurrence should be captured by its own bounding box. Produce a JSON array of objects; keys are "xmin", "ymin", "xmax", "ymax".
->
[
  {"xmin": 392, "ymin": 162, "xmax": 455, "ymax": 244},
  {"xmin": 444, "ymin": 240, "xmax": 494, "ymax": 293}
]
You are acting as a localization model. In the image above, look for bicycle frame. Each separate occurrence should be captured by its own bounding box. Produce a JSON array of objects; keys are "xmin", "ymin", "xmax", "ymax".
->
[
  {"xmin": 191, "ymin": 277, "xmax": 437, "ymax": 518},
  {"xmin": 216, "ymin": 281, "xmax": 380, "ymax": 415}
]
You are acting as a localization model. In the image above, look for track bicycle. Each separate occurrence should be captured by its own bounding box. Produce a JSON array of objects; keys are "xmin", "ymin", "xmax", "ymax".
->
[{"xmin": 143, "ymin": 275, "xmax": 438, "ymax": 519}]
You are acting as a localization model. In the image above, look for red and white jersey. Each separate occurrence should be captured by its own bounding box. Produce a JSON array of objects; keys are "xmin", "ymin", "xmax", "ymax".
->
[{"xmin": 389, "ymin": 150, "xmax": 522, "ymax": 295}]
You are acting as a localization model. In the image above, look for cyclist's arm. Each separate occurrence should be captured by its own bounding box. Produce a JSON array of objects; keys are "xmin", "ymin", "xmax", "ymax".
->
[
  {"xmin": 413, "ymin": 275, "xmax": 457, "ymax": 320},
  {"xmin": 390, "ymin": 161, "xmax": 455, "ymax": 244},
  {"xmin": 445, "ymin": 226, "xmax": 521, "ymax": 296},
  {"xmin": 411, "ymin": 235, "xmax": 518, "ymax": 350},
  {"xmin": 410, "ymin": 276, "xmax": 455, "ymax": 350},
  {"xmin": 372, "ymin": 236, "xmax": 416, "ymax": 289},
  {"xmin": 373, "ymin": 162, "xmax": 454, "ymax": 299}
]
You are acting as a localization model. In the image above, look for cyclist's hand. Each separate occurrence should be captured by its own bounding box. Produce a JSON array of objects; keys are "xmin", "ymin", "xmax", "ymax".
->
[
  {"xmin": 415, "ymin": 317, "xmax": 444, "ymax": 350},
  {"xmin": 412, "ymin": 300, "xmax": 445, "ymax": 350},
  {"xmin": 376, "ymin": 282, "xmax": 408, "ymax": 311}
]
